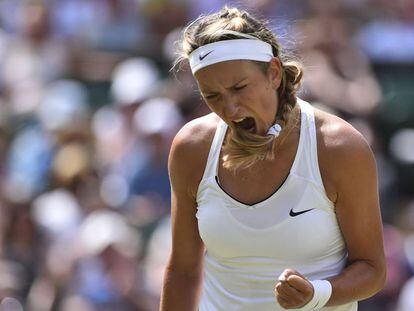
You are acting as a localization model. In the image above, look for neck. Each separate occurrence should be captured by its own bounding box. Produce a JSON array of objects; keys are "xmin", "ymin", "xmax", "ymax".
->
[{"xmin": 273, "ymin": 104, "xmax": 300, "ymax": 149}]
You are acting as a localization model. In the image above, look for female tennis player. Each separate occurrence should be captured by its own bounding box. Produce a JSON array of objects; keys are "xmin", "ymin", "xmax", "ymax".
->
[{"xmin": 160, "ymin": 6, "xmax": 386, "ymax": 311}]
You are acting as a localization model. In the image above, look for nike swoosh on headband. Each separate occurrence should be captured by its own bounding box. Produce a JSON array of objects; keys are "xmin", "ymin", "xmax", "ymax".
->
[
  {"xmin": 199, "ymin": 50, "xmax": 214, "ymax": 61},
  {"xmin": 289, "ymin": 208, "xmax": 314, "ymax": 217}
]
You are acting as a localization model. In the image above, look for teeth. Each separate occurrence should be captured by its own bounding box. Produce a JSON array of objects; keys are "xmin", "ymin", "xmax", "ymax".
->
[{"xmin": 234, "ymin": 117, "xmax": 247, "ymax": 123}]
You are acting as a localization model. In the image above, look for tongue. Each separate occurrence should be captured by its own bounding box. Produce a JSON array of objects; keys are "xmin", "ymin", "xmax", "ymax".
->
[{"xmin": 238, "ymin": 117, "xmax": 256, "ymax": 132}]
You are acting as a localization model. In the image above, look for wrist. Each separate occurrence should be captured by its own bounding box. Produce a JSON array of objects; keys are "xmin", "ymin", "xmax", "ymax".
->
[{"xmin": 294, "ymin": 280, "xmax": 332, "ymax": 311}]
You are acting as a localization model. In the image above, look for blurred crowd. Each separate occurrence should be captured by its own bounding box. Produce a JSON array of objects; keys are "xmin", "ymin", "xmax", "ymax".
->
[{"xmin": 0, "ymin": 0, "xmax": 412, "ymax": 310}]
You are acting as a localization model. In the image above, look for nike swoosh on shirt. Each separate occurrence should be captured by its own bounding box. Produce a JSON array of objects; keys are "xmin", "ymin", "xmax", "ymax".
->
[
  {"xmin": 199, "ymin": 50, "xmax": 214, "ymax": 61},
  {"xmin": 289, "ymin": 208, "xmax": 314, "ymax": 217}
]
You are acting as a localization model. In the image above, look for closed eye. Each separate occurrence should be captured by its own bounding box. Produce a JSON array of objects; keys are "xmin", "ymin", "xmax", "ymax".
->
[
  {"xmin": 202, "ymin": 83, "xmax": 246, "ymax": 100},
  {"xmin": 204, "ymin": 94, "xmax": 218, "ymax": 100},
  {"xmin": 234, "ymin": 84, "xmax": 247, "ymax": 91}
]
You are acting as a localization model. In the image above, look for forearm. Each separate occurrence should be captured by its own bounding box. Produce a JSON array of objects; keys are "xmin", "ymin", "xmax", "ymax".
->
[
  {"xmin": 160, "ymin": 265, "xmax": 203, "ymax": 311},
  {"xmin": 325, "ymin": 259, "xmax": 386, "ymax": 306}
]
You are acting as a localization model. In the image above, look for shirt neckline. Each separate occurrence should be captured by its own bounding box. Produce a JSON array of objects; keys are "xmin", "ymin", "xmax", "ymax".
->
[{"xmin": 213, "ymin": 103, "xmax": 305, "ymax": 208}]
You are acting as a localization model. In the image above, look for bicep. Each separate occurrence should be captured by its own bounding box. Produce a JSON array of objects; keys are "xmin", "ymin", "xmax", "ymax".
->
[
  {"xmin": 333, "ymin": 141, "xmax": 384, "ymax": 266},
  {"xmin": 167, "ymin": 136, "xmax": 205, "ymax": 276},
  {"xmin": 169, "ymin": 184, "xmax": 205, "ymax": 274}
]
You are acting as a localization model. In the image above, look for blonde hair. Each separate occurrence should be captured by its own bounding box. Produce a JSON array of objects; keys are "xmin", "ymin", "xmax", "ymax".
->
[{"xmin": 175, "ymin": 6, "xmax": 303, "ymax": 171}]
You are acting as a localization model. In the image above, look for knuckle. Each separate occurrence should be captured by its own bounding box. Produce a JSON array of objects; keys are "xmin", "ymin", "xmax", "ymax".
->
[
  {"xmin": 278, "ymin": 291, "xmax": 287, "ymax": 299},
  {"xmin": 299, "ymin": 294, "xmax": 311, "ymax": 306},
  {"xmin": 292, "ymin": 295, "xmax": 302, "ymax": 304},
  {"xmin": 280, "ymin": 281, "xmax": 288, "ymax": 288},
  {"xmin": 285, "ymin": 269, "xmax": 300, "ymax": 279},
  {"xmin": 277, "ymin": 297, "xmax": 288, "ymax": 308}
]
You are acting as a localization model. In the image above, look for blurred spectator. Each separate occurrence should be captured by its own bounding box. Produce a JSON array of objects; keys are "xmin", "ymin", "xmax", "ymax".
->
[
  {"xmin": 70, "ymin": 210, "xmax": 149, "ymax": 310},
  {"xmin": 2, "ymin": 204, "xmax": 42, "ymax": 303},
  {"xmin": 298, "ymin": 0, "xmax": 382, "ymax": 116},
  {"xmin": 52, "ymin": 0, "xmax": 144, "ymax": 53},
  {"xmin": 130, "ymin": 97, "xmax": 183, "ymax": 205},
  {"xmin": 356, "ymin": 0, "xmax": 414, "ymax": 64},
  {"xmin": 3, "ymin": 125, "xmax": 54, "ymax": 204},
  {"xmin": 0, "ymin": 0, "xmax": 69, "ymax": 116},
  {"xmin": 142, "ymin": 216, "xmax": 171, "ymax": 308}
]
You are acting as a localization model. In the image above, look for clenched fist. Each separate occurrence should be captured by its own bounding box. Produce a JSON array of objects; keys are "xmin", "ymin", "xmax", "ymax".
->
[{"xmin": 274, "ymin": 269, "xmax": 314, "ymax": 309}]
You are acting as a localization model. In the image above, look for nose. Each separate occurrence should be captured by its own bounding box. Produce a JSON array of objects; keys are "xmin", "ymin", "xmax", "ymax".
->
[{"xmin": 223, "ymin": 94, "xmax": 240, "ymax": 119}]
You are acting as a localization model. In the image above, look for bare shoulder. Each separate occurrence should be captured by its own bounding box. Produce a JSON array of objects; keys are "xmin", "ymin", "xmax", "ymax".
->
[
  {"xmin": 314, "ymin": 107, "xmax": 373, "ymax": 157},
  {"xmin": 169, "ymin": 112, "xmax": 221, "ymax": 197},
  {"xmin": 313, "ymin": 107, "xmax": 377, "ymax": 201}
]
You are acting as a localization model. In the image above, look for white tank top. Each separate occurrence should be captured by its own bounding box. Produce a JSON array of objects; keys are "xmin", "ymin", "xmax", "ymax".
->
[{"xmin": 196, "ymin": 99, "xmax": 357, "ymax": 311}]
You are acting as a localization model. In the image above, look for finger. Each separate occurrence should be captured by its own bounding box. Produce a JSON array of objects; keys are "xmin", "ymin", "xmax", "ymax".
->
[
  {"xmin": 276, "ymin": 281, "xmax": 310, "ymax": 306},
  {"xmin": 275, "ymin": 281, "xmax": 301, "ymax": 300},
  {"xmin": 278, "ymin": 272, "xmax": 287, "ymax": 282},
  {"xmin": 278, "ymin": 268, "xmax": 298, "ymax": 282},
  {"xmin": 287, "ymin": 275, "xmax": 313, "ymax": 295},
  {"xmin": 276, "ymin": 294, "xmax": 290, "ymax": 309}
]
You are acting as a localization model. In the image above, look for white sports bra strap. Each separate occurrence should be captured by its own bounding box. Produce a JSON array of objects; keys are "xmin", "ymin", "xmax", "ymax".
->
[{"xmin": 201, "ymin": 119, "xmax": 227, "ymax": 180}]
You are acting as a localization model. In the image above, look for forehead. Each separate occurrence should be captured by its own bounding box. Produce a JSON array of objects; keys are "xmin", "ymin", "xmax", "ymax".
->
[{"xmin": 194, "ymin": 60, "xmax": 263, "ymax": 91}]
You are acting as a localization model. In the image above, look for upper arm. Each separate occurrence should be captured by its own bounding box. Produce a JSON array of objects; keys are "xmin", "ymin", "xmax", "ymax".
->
[
  {"xmin": 167, "ymin": 117, "xmax": 215, "ymax": 276},
  {"xmin": 319, "ymin": 115, "xmax": 385, "ymax": 271}
]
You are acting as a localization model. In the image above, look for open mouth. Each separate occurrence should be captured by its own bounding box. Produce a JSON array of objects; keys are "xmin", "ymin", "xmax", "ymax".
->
[{"xmin": 233, "ymin": 117, "xmax": 256, "ymax": 133}]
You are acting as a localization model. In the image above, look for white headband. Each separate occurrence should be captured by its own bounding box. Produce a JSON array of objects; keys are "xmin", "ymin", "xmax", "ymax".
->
[{"xmin": 189, "ymin": 39, "xmax": 274, "ymax": 74}]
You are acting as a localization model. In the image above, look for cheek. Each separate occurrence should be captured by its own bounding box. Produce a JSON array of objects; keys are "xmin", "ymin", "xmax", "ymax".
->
[
  {"xmin": 254, "ymin": 85, "xmax": 276, "ymax": 108},
  {"xmin": 204, "ymin": 100, "xmax": 223, "ymax": 116}
]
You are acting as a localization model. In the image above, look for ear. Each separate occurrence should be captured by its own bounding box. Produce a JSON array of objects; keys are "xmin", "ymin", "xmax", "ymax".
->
[{"xmin": 267, "ymin": 57, "xmax": 282, "ymax": 90}]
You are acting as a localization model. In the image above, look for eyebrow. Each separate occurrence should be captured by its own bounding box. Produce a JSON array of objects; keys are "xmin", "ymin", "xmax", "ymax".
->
[{"xmin": 200, "ymin": 77, "xmax": 248, "ymax": 94}]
